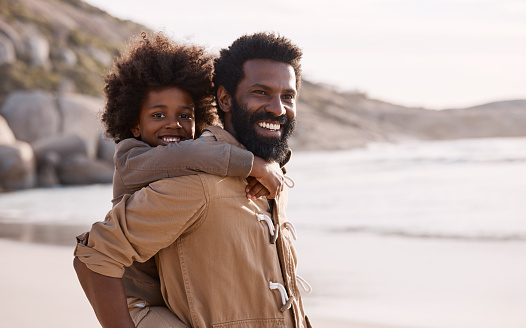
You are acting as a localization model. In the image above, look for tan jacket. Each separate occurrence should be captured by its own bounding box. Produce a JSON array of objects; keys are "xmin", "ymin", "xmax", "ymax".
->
[
  {"xmin": 75, "ymin": 127, "xmax": 310, "ymax": 328},
  {"xmin": 110, "ymin": 134, "xmax": 254, "ymax": 306}
]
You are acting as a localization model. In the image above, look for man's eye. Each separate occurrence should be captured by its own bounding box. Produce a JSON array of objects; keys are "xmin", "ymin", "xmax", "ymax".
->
[
  {"xmin": 253, "ymin": 90, "xmax": 267, "ymax": 95},
  {"xmin": 152, "ymin": 113, "xmax": 165, "ymax": 118},
  {"xmin": 283, "ymin": 94, "xmax": 295, "ymax": 100}
]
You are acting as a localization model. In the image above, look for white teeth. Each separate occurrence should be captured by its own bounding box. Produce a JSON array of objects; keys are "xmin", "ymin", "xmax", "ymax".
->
[
  {"xmin": 258, "ymin": 122, "xmax": 280, "ymax": 131},
  {"xmin": 162, "ymin": 137, "xmax": 181, "ymax": 143}
]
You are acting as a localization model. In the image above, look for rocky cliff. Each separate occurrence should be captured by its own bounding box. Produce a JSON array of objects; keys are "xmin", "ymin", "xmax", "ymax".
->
[
  {"xmin": 1, "ymin": 0, "xmax": 525, "ymax": 191},
  {"xmin": 0, "ymin": 0, "xmax": 145, "ymax": 190},
  {"xmin": 293, "ymin": 81, "xmax": 526, "ymax": 150}
]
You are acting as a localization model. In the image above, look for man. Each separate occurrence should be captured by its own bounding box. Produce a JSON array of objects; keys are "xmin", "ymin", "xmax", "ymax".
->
[{"xmin": 74, "ymin": 32, "xmax": 311, "ymax": 328}]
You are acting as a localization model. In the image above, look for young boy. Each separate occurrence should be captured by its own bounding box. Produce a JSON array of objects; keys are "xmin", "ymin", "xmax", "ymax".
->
[{"xmin": 80, "ymin": 32, "xmax": 283, "ymax": 327}]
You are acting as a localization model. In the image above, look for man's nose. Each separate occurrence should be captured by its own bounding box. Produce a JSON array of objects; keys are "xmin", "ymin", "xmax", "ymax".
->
[{"xmin": 265, "ymin": 96, "xmax": 287, "ymax": 117}]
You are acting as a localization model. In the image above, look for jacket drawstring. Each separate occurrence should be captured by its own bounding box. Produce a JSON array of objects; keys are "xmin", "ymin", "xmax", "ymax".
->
[
  {"xmin": 282, "ymin": 222, "xmax": 312, "ymax": 294},
  {"xmin": 296, "ymin": 275, "xmax": 312, "ymax": 294},
  {"xmin": 283, "ymin": 221, "xmax": 297, "ymax": 240},
  {"xmin": 284, "ymin": 175, "xmax": 295, "ymax": 189}
]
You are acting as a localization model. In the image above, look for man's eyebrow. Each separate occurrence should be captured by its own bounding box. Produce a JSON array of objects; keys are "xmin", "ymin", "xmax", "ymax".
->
[
  {"xmin": 250, "ymin": 83, "xmax": 272, "ymax": 90},
  {"xmin": 251, "ymin": 84, "xmax": 297, "ymax": 94}
]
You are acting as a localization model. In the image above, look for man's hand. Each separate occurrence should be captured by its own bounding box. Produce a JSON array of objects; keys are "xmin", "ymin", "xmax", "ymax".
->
[
  {"xmin": 246, "ymin": 156, "xmax": 284, "ymax": 200},
  {"xmin": 73, "ymin": 257, "xmax": 135, "ymax": 328}
]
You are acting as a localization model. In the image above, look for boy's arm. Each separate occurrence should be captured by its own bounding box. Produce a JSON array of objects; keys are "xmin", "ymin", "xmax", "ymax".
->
[
  {"xmin": 76, "ymin": 180, "xmax": 207, "ymax": 274},
  {"xmin": 73, "ymin": 258, "xmax": 134, "ymax": 328},
  {"xmin": 74, "ymin": 177, "xmax": 207, "ymax": 325},
  {"xmin": 117, "ymin": 138, "xmax": 284, "ymax": 199},
  {"xmin": 116, "ymin": 138, "xmax": 253, "ymax": 192}
]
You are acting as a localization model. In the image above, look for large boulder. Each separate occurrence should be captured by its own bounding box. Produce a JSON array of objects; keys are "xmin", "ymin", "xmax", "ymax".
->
[
  {"xmin": 86, "ymin": 45, "xmax": 111, "ymax": 67},
  {"xmin": 35, "ymin": 150, "xmax": 60, "ymax": 187},
  {"xmin": 58, "ymin": 93, "xmax": 104, "ymax": 159},
  {"xmin": 0, "ymin": 140, "xmax": 36, "ymax": 190},
  {"xmin": 57, "ymin": 47, "xmax": 77, "ymax": 66},
  {"xmin": 0, "ymin": 115, "xmax": 16, "ymax": 145},
  {"xmin": 97, "ymin": 133, "xmax": 116, "ymax": 164},
  {"xmin": 32, "ymin": 133, "xmax": 87, "ymax": 161},
  {"xmin": 0, "ymin": 34, "xmax": 16, "ymax": 65},
  {"xmin": 0, "ymin": 91, "xmax": 61, "ymax": 144},
  {"xmin": 31, "ymin": 133, "xmax": 113, "ymax": 186},
  {"xmin": 58, "ymin": 154, "xmax": 114, "ymax": 185},
  {"xmin": 23, "ymin": 26, "xmax": 50, "ymax": 69},
  {"xmin": 0, "ymin": 18, "xmax": 25, "ymax": 59},
  {"xmin": 31, "ymin": 133, "xmax": 87, "ymax": 187}
]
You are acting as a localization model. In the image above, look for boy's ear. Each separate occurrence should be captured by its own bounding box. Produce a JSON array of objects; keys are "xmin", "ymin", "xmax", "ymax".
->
[
  {"xmin": 131, "ymin": 125, "xmax": 141, "ymax": 138},
  {"xmin": 217, "ymin": 86, "xmax": 232, "ymax": 113}
]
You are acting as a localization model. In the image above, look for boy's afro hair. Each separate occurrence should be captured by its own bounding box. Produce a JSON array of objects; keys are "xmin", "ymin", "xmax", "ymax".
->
[{"xmin": 102, "ymin": 31, "xmax": 217, "ymax": 142}]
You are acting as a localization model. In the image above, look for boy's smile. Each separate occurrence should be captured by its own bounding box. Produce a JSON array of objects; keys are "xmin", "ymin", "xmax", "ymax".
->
[{"xmin": 131, "ymin": 87, "xmax": 195, "ymax": 147}]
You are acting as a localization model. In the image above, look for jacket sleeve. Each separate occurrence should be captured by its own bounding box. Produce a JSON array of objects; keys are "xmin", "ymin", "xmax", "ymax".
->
[
  {"xmin": 74, "ymin": 175, "xmax": 208, "ymax": 278},
  {"xmin": 115, "ymin": 138, "xmax": 253, "ymax": 193}
]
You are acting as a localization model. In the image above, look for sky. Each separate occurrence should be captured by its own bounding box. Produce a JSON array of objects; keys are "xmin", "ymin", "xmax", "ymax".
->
[{"xmin": 83, "ymin": 0, "xmax": 526, "ymax": 109}]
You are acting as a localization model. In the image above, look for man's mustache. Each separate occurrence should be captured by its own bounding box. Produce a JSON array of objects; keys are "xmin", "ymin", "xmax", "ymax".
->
[{"xmin": 249, "ymin": 111, "xmax": 290, "ymax": 125}]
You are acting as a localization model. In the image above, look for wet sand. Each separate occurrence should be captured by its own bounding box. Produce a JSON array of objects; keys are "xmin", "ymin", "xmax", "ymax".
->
[{"xmin": 0, "ymin": 222, "xmax": 87, "ymax": 246}]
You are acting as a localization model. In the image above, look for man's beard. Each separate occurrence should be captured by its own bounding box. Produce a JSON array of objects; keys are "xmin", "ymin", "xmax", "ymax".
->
[{"xmin": 230, "ymin": 99, "xmax": 296, "ymax": 164}]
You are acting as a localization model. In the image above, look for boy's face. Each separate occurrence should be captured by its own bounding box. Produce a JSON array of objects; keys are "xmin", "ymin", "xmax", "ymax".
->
[{"xmin": 131, "ymin": 87, "xmax": 195, "ymax": 147}]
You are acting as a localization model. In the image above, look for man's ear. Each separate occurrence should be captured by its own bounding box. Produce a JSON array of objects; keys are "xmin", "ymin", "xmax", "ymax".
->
[
  {"xmin": 131, "ymin": 125, "xmax": 141, "ymax": 138},
  {"xmin": 217, "ymin": 86, "xmax": 233, "ymax": 113}
]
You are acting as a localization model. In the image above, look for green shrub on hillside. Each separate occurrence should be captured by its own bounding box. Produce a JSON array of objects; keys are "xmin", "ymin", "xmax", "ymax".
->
[
  {"xmin": 0, "ymin": 62, "xmax": 60, "ymax": 104},
  {"xmin": 0, "ymin": 1, "xmax": 54, "ymax": 40},
  {"xmin": 58, "ymin": 0, "xmax": 107, "ymax": 15},
  {"xmin": 0, "ymin": 0, "xmax": 143, "ymax": 107}
]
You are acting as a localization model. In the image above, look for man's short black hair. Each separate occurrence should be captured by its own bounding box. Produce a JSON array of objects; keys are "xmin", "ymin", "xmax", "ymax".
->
[{"xmin": 213, "ymin": 32, "xmax": 303, "ymax": 123}]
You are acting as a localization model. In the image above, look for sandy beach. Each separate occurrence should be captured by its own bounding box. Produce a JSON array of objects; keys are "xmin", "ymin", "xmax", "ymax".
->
[
  {"xmin": 295, "ymin": 231, "xmax": 526, "ymax": 328},
  {"xmin": 1, "ymin": 229, "xmax": 526, "ymax": 328},
  {"xmin": 0, "ymin": 237, "xmax": 391, "ymax": 328}
]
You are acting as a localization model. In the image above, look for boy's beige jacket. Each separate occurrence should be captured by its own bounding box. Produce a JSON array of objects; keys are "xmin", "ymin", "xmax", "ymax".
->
[{"xmin": 75, "ymin": 127, "xmax": 310, "ymax": 328}]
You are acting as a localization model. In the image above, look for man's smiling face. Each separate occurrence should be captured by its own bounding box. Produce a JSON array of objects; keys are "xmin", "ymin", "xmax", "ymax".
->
[{"xmin": 229, "ymin": 59, "xmax": 297, "ymax": 163}]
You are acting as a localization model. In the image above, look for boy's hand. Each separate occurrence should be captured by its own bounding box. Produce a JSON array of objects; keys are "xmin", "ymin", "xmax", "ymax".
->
[
  {"xmin": 246, "ymin": 157, "xmax": 284, "ymax": 200},
  {"xmin": 245, "ymin": 177, "xmax": 269, "ymax": 200}
]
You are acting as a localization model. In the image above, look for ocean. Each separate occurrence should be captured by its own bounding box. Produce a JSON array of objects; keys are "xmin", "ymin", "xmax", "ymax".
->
[
  {"xmin": 286, "ymin": 137, "xmax": 526, "ymax": 241},
  {"xmin": 2, "ymin": 136, "xmax": 524, "ymax": 240}
]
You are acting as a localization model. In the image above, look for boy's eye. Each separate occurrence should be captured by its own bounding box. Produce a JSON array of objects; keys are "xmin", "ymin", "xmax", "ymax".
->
[
  {"xmin": 180, "ymin": 113, "xmax": 194, "ymax": 120},
  {"xmin": 152, "ymin": 113, "xmax": 165, "ymax": 118},
  {"xmin": 282, "ymin": 94, "xmax": 295, "ymax": 100}
]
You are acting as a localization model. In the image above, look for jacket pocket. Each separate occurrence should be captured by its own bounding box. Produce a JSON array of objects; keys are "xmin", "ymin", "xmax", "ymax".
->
[{"xmin": 212, "ymin": 318, "xmax": 285, "ymax": 327}]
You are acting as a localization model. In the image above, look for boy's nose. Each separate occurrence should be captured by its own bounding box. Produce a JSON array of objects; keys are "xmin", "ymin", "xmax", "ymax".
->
[{"xmin": 166, "ymin": 118, "xmax": 182, "ymax": 128}]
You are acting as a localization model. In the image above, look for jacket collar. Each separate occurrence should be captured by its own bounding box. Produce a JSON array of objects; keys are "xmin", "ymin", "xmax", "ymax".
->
[{"xmin": 203, "ymin": 126, "xmax": 244, "ymax": 149}]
